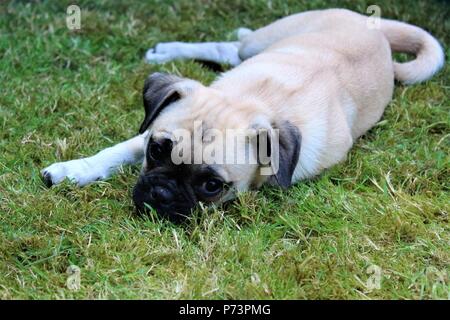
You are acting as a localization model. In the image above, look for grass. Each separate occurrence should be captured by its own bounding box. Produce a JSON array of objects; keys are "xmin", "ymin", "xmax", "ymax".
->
[{"xmin": 0, "ymin": 0, "xmax": 449, "ymax": 299}]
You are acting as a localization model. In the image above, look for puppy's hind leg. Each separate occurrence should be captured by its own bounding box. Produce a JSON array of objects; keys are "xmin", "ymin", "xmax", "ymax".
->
[
  {"xmin": 41, "ymin": 134, "xmax": 147, "ymax": 187},
  {"xmin": 145, "ymin": 41, "xmax": 243, "ymax": 66},
  {"xmin": 235, "ymin": 27, "xmax": 254, "ymax": 41}
]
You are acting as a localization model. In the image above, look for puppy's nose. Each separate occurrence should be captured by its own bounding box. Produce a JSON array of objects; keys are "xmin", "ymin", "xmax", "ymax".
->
[{"xmin": 149, "ymin": 186, "xmax": 174, "ymax": 205}]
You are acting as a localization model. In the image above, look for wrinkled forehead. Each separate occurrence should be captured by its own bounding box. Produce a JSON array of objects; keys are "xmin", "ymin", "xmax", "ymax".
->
[
  {"xmin": 148, "ymin": 100, "xmax": 195, "ymax": 137},
  {"xmin": 148, "ymin": 87, "xmax": 254, "ymax": 135}
]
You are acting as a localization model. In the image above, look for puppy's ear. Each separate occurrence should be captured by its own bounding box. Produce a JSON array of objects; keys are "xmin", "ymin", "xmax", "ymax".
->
[
  {"xmin": 139, "ymin": 72, "xmax": 193, "ymax": 134},
  {"xmin": 270, "ymin": 121, "xmax": 301, "ymax": 188},
  {"xmin": 253, "ymin": 118, "xmax": 301, "ymax": 189}
]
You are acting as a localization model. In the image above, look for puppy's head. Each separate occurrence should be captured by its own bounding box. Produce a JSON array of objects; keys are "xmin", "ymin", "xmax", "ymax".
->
[{"xmin": 132, "ymin": 73, "xmax": 301, "ymax": 222}]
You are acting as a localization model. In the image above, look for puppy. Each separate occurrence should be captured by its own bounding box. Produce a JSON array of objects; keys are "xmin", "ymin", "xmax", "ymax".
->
[{"xmin": 42, "ymin": 9, "xmax": 444, "ymax": 221}]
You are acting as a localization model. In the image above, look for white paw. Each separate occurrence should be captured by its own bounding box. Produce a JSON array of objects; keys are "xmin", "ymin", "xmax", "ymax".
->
[
  {"xmin": 154, "ymin": 42, "xmax": 181, "ymax": 53},
  {"xmin": 145, "ymin": 48, "xmax": 173, "ymax": 64},
  {"xmin": 41, "ymin": 159, "xmax": 109, "ymax": 187},
  {"xmin": 145, "ymin": 42, "xmax": 181, "ymax": 64}
]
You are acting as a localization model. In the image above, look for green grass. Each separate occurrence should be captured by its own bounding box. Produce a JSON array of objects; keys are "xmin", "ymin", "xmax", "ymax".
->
[{"xmin": 0, "ymin": 0, "xmax": 449, "ymax": 299}]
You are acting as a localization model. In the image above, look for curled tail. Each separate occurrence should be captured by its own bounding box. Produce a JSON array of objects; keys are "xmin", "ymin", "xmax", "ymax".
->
[{"xmin": 380, "ymin": 19, "xmax": 444, "ymax": 84}]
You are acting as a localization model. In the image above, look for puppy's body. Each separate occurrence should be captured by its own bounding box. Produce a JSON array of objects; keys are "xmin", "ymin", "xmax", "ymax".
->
[
  {"xmin": 145, "ymin": 9, "xmax": 442, "ymax": 187},
  {"xmin": 211, "ymin": 10, "xmax": 392, "ymax": 181},
  {"xmin": 42, "ymin": 9, "xmax": 444, "ymax": 219}
]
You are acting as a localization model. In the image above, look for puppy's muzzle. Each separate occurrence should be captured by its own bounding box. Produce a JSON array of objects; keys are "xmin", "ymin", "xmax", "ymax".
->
[{"xmin": 132, "ymin": 173, "xmax": 194, "ymax": 222}]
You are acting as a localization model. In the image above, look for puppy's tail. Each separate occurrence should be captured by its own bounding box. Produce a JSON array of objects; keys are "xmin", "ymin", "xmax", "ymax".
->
[{"xmin": 380, "ymin": 19, "xmax": 444, "ymax": 84}]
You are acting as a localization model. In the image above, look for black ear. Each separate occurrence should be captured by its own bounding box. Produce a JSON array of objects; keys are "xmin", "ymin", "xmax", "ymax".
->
[
  {"xmin": 261, "ymin": 121, "xmax": 301, "ymax": 189},
  {"xmin": 139, "ymin": 73, "xmax": 182, "ymax": 134},
  {"xmin": 273, "ymin": 122, "xmax": 301, "ymax": 188}
]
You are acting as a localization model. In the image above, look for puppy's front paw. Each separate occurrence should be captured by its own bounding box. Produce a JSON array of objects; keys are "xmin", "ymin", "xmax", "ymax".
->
[{"xmin": 41, "ymin": 159, "xmax": 108, "ymax": 187}]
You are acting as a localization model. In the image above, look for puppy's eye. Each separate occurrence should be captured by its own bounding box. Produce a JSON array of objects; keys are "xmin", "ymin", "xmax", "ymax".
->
[
  {"xmin": 201, "ymin": 178, "xmax": 224, "ymax": 196},
  {"xmin": 149, "ymin": 142, "xmax": 164, "ymax": 161},
  {"xmin": 148, "ymin": 139, "xmax": 172, "ymax": 162}
]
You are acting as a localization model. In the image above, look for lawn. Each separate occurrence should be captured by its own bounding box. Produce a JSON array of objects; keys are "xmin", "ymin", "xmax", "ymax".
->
[{"xmin": 0, "ymin": 0, "xmax": 448, "ymax": 299}]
